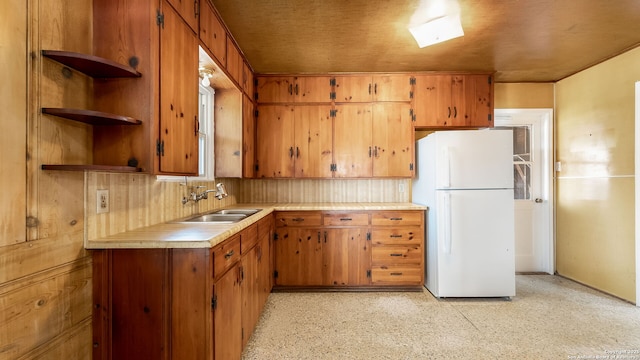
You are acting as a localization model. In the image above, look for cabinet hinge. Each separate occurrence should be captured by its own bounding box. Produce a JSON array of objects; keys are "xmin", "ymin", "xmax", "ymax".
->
[
  {"xmin": 410, "ymin": 163, "xmax": 414, "ymax": 171},
  {"xmin": 488, "ymin": 76, "xmax": 492, "ymax": 84},
  {"xmin": 156, "ymin": 10, "xmax": 164, "ymax": 28},
  {"xmin": 410, "ymin": 77, "xmax": 416, "ymax": 85},
  {"xmin": 330, "ymin": 92, "xmax": 336, "ymax": 100},
  {"xmin": 273, "ymin": 232, "xmax": 278, "ymax": 240},
  {"xmin": 254, "ymin": 92, "xmax": 259, "ymax": 101},
  {"xmin": 330, "ymin": 109, "xmax": 337, "ymax": 117},
  {"xmin": 366, "ymin": 270, "xmax": 371, "ymax": 278},
  {"xmin": 254, "ymin": 109, "xmax": 259, "ymax": 117},
  {"xmin": 409, "ymin": 91, "xmax": 413, "ymax": 99},
  {"xmin": 330, "ymin": 78, "xmax": 336, "ymax": 87},
  {"xmin": 254, "ymin": 164, "xmax": 259, "ymax": 172},
  {"xmin": 156, "ymin": 139, "xmax": 164, "ymax": 156},
  {"xmin": 273, "ymin": 270, "xmax": 279, "ymax": 278},
  {"xmin": 211, "ymin": 295, "xmax": 217, "ymax": 310},
  {"xmin": 366, "ymin": 232, "xmax": 371, "ymax": 241},
  {"xmin": 488, "ymin": 114, "xmax": 492, "ymax": 121},
  {"xmin": 330, "ymin": 163, "xmax": 337, "ymax": 172}
]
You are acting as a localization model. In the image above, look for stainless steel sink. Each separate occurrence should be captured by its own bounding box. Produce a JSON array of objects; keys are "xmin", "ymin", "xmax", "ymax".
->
[
  {"xmin": 213, "ymin": 209, "xmax": 261, "ymax": 216},
  {"xmin": 171, "ymin": 209, "xmax": 261, "ymax": 224}
]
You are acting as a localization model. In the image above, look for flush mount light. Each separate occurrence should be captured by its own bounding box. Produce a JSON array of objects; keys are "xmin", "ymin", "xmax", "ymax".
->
[
  {"xmin": 409, "ymin": 12, "xmax": 464, "ymax": 48},
  {"xmin": 199, "ymin": 67, "xmax": 214, "ymax": 87}
]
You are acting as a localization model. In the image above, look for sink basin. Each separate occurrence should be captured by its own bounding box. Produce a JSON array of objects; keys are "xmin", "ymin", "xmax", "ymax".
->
[
  {"xmin": 171, "ymin": 209, "xmax": 261, "ymax": 224},
  {"xmin": 214, "ymin": 209, "xmax": 261, "ymax": 216}
]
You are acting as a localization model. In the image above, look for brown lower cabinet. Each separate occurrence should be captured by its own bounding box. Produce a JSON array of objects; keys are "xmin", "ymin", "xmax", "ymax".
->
[
  {"xmin": 92, "ymin": 215, "xmax": 274, "ymax": 360},
  {"xmin": 274, "ymin": 210, "xmax": 424, "ymax": 290}
]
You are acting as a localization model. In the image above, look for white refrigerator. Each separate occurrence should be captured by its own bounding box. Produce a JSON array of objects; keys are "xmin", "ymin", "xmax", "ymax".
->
[{"xmin": 413, "ymin": 130, "xmax": 516, "ymax": 298}]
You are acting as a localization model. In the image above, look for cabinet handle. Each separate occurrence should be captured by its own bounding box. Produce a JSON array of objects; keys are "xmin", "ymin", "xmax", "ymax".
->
[
  {"xmin": 289, "ymin": 84, "xmax": 293, "ymax": 95},
  {"xmin": 374, "ymin": 146, "xmax": 378, "ymax": 157},
  {"xmin": 453, "ymin": 106, "xmax": 457, "ymax": 118},
  {"xmin": 390, "ymin": 253, "xmax": 403, "ymax": 257},
  {"xmin": 292, "ymin": 217, "xmax": 304, "ymax": 222},
  {"xmin": 317, "ymin": 231, "xmax": 321, "ymax": 243},
  {"xmin": 368, "ymin": 83, "xmax": 372, "ymax": 95},
  {"xmin": 289, "ymin": 147, "xmax": 294, "ymax": 158},
  {"xmin": 324, "ymin": 231, "xmax": 327, "ymax": 243},
  {"xmin": 390, "ymin": 217, "xmax": 403, "ymax": 221},
  {"xmin": 194, "ymin": 116, "xmax": 199, "ymax": 136},
  {"xmin": 369, "ymin": 146, "xmax": 372, "ymax": 157},
  {"xmin": 296, "ymin": 147, "xmax": 299, "ymax": 158},
  {"xmin": 389, "ymin": 234, "xmax": 403, "ymax": 238},
  {"xmin": 194, "ymin": 0, "xmax": 199, "ymax": 16},
  {"xmin": 339, "ymin": 218, "xmax": 352, "ymax": 221},
  {"xmin": 374, "ymin": 83, "xmax": 377, "ymax": 95},
  {"xmin": 224, "ymin": 250, "xmax": 234, "ymax": 259},
  {"xmin": 295, "ymin": 84, "xmax": 299, "ymax": 95},
  {"xmin": 390, "ymin": 272, "xmax": 403, "ymax": 276},
  {"xmin": 447, "ymin": 107, "xmax": 451, "ymax": 118}
]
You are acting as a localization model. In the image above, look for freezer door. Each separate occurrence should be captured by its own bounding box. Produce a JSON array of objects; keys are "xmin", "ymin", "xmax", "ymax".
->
[
  {"xmin": 435, "ymin": 130, "xmax": 513, "ymax": 190},
  {"xmin": 435, "ymin": 189, "xmax": 515, "ymax": 297}
]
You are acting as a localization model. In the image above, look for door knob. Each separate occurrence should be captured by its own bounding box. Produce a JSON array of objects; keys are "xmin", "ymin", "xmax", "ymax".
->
[{"xmin": 535, "ymin": 198, "xmax": 543, "ymax": 203}]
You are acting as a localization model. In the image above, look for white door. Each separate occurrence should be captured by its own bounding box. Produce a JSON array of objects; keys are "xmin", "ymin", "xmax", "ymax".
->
[{"xmin": 495, "ymin": 109, "xmax": 553, "ymax": 274}]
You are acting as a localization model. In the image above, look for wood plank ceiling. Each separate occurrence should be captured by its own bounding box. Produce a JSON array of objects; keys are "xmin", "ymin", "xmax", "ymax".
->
[{"xmin": 211, "ymin": 0, "xmax": 640, "ymax": 82}]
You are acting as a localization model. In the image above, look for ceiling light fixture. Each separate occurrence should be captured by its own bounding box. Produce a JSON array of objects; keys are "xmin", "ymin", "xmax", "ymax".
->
[
  {"xmin": 199, "ymin": 67, "xmax": 214, "ymax": 87},
  {"xmin": 409, "ymin": 12, "xmax": 464, "ymax": 48}
]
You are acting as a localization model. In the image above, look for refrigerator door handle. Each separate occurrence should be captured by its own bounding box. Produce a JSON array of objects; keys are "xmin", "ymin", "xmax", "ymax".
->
[
  {"xmin": 439, "ymin": 146, "xmax": 451, "ymax": 188},
  {"xmin": 442, "ymin": 192, "xmax": 452, "ymax": 254}
]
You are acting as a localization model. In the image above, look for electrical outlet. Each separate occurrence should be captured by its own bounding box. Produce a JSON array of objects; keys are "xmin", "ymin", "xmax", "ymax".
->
[
  {"xmin": 398, "ymin": 183, "xmax": 406, "ymax": 193},
  {"xmin": 97, "ymin": 189, "xmax": 109, "ymax": 214}
]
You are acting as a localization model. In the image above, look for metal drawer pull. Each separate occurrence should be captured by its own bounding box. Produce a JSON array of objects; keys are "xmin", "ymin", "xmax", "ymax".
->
[
  {"xmin": 390, "ymin": 272, "xmax": 403, "ymax": 276},
  {"xmin": 339, "ymin": 218, "xmax": 352, "ymax": 221},
  {"xmin": 224, "ymin": 250, "xmax": 234, "ymax": 259},
  {"xmin": 389, "ymin": 235, "xmax": 403, "ymax": 238},
  {"xmin": 292, "ymin": 218, "xmax": 304, "ymax": 222},
  {"xmin": 390, "ymin": 253, "xmax": 403, "ymax": 257},
  {"xmin": 390, "ymin": 217, "xmax": 403, "ymax": 221}
]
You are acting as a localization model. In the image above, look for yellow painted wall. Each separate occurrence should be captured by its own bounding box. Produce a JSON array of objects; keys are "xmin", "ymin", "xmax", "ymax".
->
[
  {"xmin": 555, "ymin": 46, "xmax": 640, "ymax": 303},
  {"xmin": 495, "ymin": 83, "xmax": 555, "ymax": 109}
]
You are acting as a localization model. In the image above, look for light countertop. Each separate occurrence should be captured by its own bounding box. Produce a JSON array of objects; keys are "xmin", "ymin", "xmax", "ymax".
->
[{"xmin": 85, "ymin": 202, "xmax": 427, "ymax": 250}]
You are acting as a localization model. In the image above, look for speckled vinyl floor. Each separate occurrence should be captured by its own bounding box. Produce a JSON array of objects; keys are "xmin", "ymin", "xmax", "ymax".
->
[{"xmin": 242, "ymin": 275, "xmax": 640, "ymax": 360}]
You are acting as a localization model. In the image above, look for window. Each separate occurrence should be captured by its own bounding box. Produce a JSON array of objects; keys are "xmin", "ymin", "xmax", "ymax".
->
[{"xmin": 504, "ymin": 125, "xmax": 532, "ymax": 200}]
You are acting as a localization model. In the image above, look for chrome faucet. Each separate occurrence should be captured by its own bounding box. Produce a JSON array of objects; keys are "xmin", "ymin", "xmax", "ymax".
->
[{"xmin": 181, "ymin": 181, "xmax": 228, "ymax": 205}]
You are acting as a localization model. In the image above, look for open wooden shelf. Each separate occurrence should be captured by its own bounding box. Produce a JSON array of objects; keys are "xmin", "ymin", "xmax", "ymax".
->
[
  {"xmin": 41, "ymin": 50, "xmax": 141, "ymax": 78},
  {"xmin": 41, "ymin": 164, "xmax": 141, "ymax": 172},
  {"xmin": 42, "ymin": 108, "xmax": 142, "ymax": 125}
]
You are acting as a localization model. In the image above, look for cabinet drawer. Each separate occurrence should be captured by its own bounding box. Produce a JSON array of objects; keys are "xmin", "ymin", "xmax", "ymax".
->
[
  {"xmin": 241, "ymin": 223, "xmax": 259, "ymax": 254},
  {"xmin": 371, "ymin": 211, "xmax": 423, "ymax": 226},
  {"xmin": 275, "ymin": 211, "xmax": 322, "ymax": 227},
  {"xmin": 372, "ymin": 245, "xmax": 422, "ymax": 264},
  {"xmin": 323, "ymin": 212, "xmax": 369, "ymax": 226},
  {"xmin": 371, "ymin": 228, "xmax": 423, "ymax": 245},
  {"xmin": 371, "ymin": 265, "xmax": 422, "ymax": 285},
  {"xmin": 213, "ymin": 234, "xmax": 241, "ymax": 279}
]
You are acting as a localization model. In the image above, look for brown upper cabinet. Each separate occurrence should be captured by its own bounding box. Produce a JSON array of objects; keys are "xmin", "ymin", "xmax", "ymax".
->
[
  {"xmin": 166, "ymin": 0, "xmax": 199, "ymax": 33},
  {"xmin": 333, "ymin": 74, "xmax": 413, "ymax": 102},
  {"xmin": 93, "ymin": 0, "xmax": 199, "ymax": 175},
  {"xmin": 412, "ymin": 74, "xmax": 494, "ymax": 128},
  {"xmin": 199, "ymin": 1, "xmax": 227, "ymax": 65},
  {"xmin": 256, "ymin": 76, "xmax": 333, "ymax": 103},
  {"xmin": 226, "ymin": 36, "xmax": 243, "ymax": 86}
]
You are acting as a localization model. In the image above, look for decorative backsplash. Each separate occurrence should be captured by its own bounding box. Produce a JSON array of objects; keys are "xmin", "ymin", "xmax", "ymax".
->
[{"xmin": 85, "ymin": 173, "xmax": 410, "ymax": 240}]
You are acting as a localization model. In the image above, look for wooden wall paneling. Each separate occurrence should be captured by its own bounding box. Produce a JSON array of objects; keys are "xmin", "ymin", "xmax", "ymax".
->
[
  {"xmin": 26, "ymin": 318, "xmax": 93, "ymax": 360},
  {"xmin": 215, "ymin": 89, "xmax": 243, "ymax": 178},
  {"xmin": 0, "ymin": 0, "xmax": 27, "ymax": 247},
  {"xmin": 0, "ymin": 258, "xmax": 92, "ymax": 359},
  {"xmin": 242, "ymin": 95, "xmax": 256, "ymax": 178}
]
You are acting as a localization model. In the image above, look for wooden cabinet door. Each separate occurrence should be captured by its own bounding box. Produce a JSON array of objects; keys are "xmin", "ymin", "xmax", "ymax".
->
[
  {"xmin": 226, "ymin": 36, "xmax": 242, "ymax": 85},
  {"xmin": 214, "ymin": 264, "xmax": 242, "ymax": 360},
  {"xmin": 322, "ymin": 228, "xmax": 370, "ymax": 286},
  {"xmin": 293, "ymin": 105, "xmax": 333, "ymax": 178},
  {"xmin": 460, "ymin": 74, "xmax": 494, "ymax": 127},
  {"xmin": 274, "ymin": 227, "xmax": 323, "ymax": 285},
  {"xmin": 333, "ymin": 75, "xmax": 372, "ymax": 102},
  {"xmin": 242, "ymin": 95, "xmax": 255, "ymax": 178},
  {"xmin": 412, "ymin": 74, "xmax": 452, "ymax": 127},
  {"xmin": 372, "ymin": 74, "xmax": 412, "ymax": 101},
  {"xmin": 159, "ymin": 2, "xmax": 199, "ymax": 174},
  {"xmin": 295, "ymin": 76, "xmax": 332, "ymax": 103},
  {"xmin": 241, "ymin": 245, "xmax": 260, "ymax": 348},
  {"xmin": 256, "ymin": 105, "xmax": 295, "ymax": 177},
  {"xmin": 199, "ymin": 1, "xmax": 227, "ymax": 65},
  {"xmin": 256, "ymin": 76, "xmax": 295, "ymax": 103},
  {"xmin": 372, "ymin": 103, "xmax": 414, "ymax": 177},
  {"xmin": 166, "ymin": 0, "xmax": 198, "ymax": 33},
  {"xmin": 333, "ymin": 104, "xmax": 373, "ymax": 177}
]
